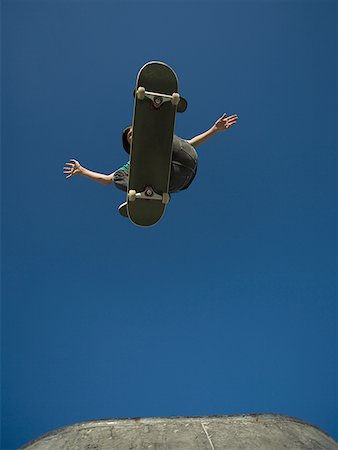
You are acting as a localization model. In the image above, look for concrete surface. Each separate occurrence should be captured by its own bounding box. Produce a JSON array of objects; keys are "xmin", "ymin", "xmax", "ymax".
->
[{"xmin": 21, "ymin": 414, "xmax": 338, "ymax": 450}]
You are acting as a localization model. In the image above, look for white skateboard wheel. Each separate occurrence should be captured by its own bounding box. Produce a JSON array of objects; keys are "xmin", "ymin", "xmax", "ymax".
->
[
  {"xmin": 162, "ymin": 193, "xmax": 170, "ymax": 204},
  {"xmin": 137, "ymin": 87, "xmax": 145, "ymax": 100},
  {"xmin": 171, "ymin": 93, "xmax": 180, "ymax": 106},
  {"xmin": 128, "ymin": 190, "xmax": 136, "ymax": 201}
]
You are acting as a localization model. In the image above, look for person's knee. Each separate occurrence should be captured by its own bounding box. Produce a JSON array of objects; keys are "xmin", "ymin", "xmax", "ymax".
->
[{"xmin": 172, "ymin": 137, "xmax": 198, "ymax": 171}]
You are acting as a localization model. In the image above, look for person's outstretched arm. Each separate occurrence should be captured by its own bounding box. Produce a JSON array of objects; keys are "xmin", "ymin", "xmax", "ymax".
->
[
  {"xmin": 187, "ymin": 113, "xmax": 238, "ymax": 148},
  {"xmin": 63, "ymin": 159, "xmax": 114, "ymax": 185}
]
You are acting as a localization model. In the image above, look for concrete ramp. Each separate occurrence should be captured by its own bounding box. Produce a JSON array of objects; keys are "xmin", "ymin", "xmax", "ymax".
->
[{"xmin": 21, "ymin": 414, "xmax": 338, "ymax": 450}]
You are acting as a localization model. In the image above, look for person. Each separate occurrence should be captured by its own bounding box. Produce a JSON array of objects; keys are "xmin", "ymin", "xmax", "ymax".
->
[{"xmin": 63, "ymin": 113, "xmax": 238, "ymax": 198}]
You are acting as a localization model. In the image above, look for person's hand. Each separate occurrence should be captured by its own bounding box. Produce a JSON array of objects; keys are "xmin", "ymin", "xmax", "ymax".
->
[
  {"xmin": 213, "ymin": 113, "xmax": 238, "ymax": 132},
  {"xmin": 63, "ymin": 159, "xmax": 82, "ymax": 179}
]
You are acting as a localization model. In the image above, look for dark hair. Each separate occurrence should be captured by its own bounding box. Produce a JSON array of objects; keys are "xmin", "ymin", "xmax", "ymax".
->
[{"xmin": 122, "ymin": 126, "xmax": 132, "ymax": 154}]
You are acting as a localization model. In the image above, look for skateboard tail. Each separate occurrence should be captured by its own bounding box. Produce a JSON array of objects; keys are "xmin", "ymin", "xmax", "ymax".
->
[
  {"xmin": 118, "ymin": 201, "xmax": 165, "ymax": 227},
  {"xmin": 127, "ymin": 200, "xmax": 166, "ymax": 228},
  {"xmin": 136, "ymin": 61, "xmax": 179, "ymax": 93}
]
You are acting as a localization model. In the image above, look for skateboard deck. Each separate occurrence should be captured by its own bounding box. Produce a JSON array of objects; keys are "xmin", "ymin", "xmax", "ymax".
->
[{"xmin": 125, "ymin": 61, "xmax": 180, "ymax": 227}]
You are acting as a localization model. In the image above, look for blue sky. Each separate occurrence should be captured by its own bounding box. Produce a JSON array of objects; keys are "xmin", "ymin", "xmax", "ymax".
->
[{"xmin": 2, "ymin": 0, "xmax": 337, "ymax": 448}]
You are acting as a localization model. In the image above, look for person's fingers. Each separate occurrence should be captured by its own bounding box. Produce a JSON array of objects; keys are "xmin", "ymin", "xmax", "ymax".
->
[
  {"xmin": 228, "ymin": 115, "xmax": 238, "ymax": 121},
  {"xmin": 226, "ymin": 116, "xmax": 238, "ymax": 125},
  {"xmin": 227, "ymin": 119, "xmax": 237, "ymax": 126}
]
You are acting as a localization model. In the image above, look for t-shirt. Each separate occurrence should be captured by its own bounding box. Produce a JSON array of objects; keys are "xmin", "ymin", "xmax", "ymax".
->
[{"xmin": 116, "ymin": 161, "xmax": 130, "ymax": 172}]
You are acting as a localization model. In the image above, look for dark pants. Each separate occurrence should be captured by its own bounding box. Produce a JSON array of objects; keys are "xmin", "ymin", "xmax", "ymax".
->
[{"xmin": 113, "ymin": 136, "xmax": 198, "ymax": 193}]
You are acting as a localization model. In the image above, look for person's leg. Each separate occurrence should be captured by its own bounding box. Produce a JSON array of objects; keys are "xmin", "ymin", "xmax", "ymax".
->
[
  {"xmin": 169, "ymin": 136, "xmax": 198, "ymax": 192},
  {"xmin": 169, "ymin": 163, "xmax": 194, "ymax": 192},
  {"xmin": 113, "ymin": 170, "xmax": 129, "ymax": 192}
]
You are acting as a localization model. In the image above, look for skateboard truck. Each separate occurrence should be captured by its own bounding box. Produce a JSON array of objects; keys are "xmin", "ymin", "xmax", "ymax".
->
[
  {"xmin": 128, "ymin": 187, "xmax": 170, "ymax": 204},
  {"xmin": 136, "ymin": 87, "xmax": 180, "ymax": 108}
]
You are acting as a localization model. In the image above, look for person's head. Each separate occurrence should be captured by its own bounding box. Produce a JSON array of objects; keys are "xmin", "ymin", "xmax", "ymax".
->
[{"xmin": 122, "ymin": 126, "xmax": 133, "ymax": 154}]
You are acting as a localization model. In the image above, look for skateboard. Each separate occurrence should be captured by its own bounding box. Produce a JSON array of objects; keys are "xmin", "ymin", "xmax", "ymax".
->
[{"xmin": 121, "ymin": 61, "xmax": 184, "ymax": 227}]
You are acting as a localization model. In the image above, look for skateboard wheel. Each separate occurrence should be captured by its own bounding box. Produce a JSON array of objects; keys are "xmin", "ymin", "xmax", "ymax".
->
[
  {"xmin": 137, "ymin": 87, "xmax": 145, "ymax": 100},
  {"xmin": 171, "ymin": 93, "xmax": 180, "ymax": 106},
  {"xmin": 128, "ymin": 190, "xmax": 136, "ymax": 201},
  {"xmin": 162, "ymin": 193, "xmax": 170, "ymax": 204}
]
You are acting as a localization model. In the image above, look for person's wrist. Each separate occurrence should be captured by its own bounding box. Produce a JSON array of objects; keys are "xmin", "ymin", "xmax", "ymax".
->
[{"xmin": 78, "ymin": 165, "xmax": 85, "ymax": 175}]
